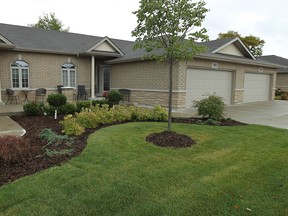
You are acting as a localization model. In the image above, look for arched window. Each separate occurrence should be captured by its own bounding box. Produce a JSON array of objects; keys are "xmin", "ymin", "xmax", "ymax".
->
[
  {"xmin": 62, "ymin": 63, "xmax": 76, "ymax": 87},
  {"xmin": 11, "ymin": 60, "xmax": 29, "ymax": 88}
]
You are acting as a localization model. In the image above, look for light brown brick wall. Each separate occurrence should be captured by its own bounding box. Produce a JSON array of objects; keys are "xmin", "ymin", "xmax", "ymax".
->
[
  {"xmin": 0, "ymin": 51, "xmax": 91, "ymax": 89},
  {"xmin": 111, "ymin": 58, "xmax": 277, "ymax": 109},
  {"xmin": 0, "ymin": 51, "xmax": 92, "ymax": 102}
]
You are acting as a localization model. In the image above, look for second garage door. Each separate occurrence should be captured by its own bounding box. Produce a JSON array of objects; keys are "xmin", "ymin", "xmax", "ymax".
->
[
  {"xmin": 244, "ymin": 73, "xmax": 271, "ymax": 103},
  {"xmin": 186, "ymin": 69, "xmax": 233, "ymax": 107}
]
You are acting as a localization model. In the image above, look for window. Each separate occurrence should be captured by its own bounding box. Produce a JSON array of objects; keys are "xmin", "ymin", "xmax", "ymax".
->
[
  {"xmin": 103, "ymin": 67, "xmax": 111, "ymax": 91},
  {"xmin": 62, "ymin": 63, "xmax": 76, "ymax": 87},
  {"xmin": 11, "ymin": 60, "xmax": 29, "ymax": 89}
]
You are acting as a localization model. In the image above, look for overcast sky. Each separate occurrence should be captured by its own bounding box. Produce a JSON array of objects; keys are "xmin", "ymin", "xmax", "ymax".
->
[{"xmin": 1, "ymin": 0, "xmax": 287, "ymax": 58}]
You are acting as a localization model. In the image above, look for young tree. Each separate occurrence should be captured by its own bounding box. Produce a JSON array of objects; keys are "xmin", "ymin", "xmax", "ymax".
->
[
  {"xmin": 28, "ymin": 12, "xmax": 69, "ymax": 32},
  {"xmin": 132, "ymin": 0, "xmax": 209, "ymax": 131},
  {"xmin": 218, "ymin": 31, "xmax": 265, "ymax": 57}
]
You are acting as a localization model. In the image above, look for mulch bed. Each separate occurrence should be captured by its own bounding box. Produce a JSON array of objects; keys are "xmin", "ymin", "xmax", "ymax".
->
[{"xmin": 0, "ymin": 116, "xmax": 247, "ymax": 186}]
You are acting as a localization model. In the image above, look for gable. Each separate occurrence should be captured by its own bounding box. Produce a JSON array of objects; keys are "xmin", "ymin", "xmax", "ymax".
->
[
  {"xmin": 93, "ymin": 41, "xmax": 117, "ymax": 53},
  {"xmin": 0, "ymin": 34, "xmax": 15, "ymax": 49},
  {"xmin": 87, "ymin": 37, "xmax": 124, "ymax": 56},
  {"xmin": 217, "ymin": 43, "xmax": 244, "ymax": 57},
  {"xmin": 211, "ymin": 37, "xmax": 255, "ymax": 60}
]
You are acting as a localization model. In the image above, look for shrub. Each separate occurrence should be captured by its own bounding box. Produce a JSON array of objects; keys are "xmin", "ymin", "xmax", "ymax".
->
[
  {"xmin": 107, "ymin": 90, "xmax": 123, "ymax": 105},
  {"xmin": 275, "ymin": 88, "xmax": 284, "ymax": 96},
  {"xmin": 92, "ymin": 99, "xmax": 109, "ymax": 107},
  {"xmin": 58, "ymin": 103, "xmax": 76, "ymax": 115},
  {"xmin": 23, "ymin": 102, "xmax": 44, "ymax": 116},
  {"xmin": 76, "ymin": 110, "xmax": 100, "ymax": 128},
  {"xmin": 59, "ymin": 115, "xmax": 85, "ymax": 136},
  {"xmin": 193, "ymin": 94, "xmax": 225, "ymax": 120},
  {"xmin": 43, "ymin": 104, "xmax": 57, "ymax": 116},
  {"xmin": 76, "ymin": 101, "xmax": 91, "ymax": 112},
  {"xmin": 151, "ymin": 105, "xmax": 168, "ymax": 121},
  {"xmin": 40, "ymin": 128, "xmax": 74, "ymax": 146},
  {"xmin": 0, "ymin": 136, "xmax": 28, "ymax": 163},
  {"xmin": 47, "ymin": 94, "xmax": 67, "ymax": 107}
]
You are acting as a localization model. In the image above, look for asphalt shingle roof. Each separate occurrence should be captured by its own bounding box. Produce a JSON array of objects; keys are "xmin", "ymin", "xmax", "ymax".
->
[{"xmin": 0, "ymin": 23, "xmax": 282, "ymax": 69}]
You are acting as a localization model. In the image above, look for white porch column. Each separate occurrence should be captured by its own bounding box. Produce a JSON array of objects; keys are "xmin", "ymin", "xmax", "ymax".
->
[
  {"xmin": 0, "ymin": 80, "xmax": 3, "ymax": 105},
  {"xmin": 91, "ymin": 56, "xmax": 95, "ymax": 99}
]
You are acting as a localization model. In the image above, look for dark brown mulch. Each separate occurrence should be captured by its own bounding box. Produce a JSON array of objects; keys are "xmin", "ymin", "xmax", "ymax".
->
[
  {"xmin": 0, "ymin": 115, "xmax": 247, "ymax": 186},
  {"xmin": 146, "ymin": 130, "xmax": 196, "ymax": 148}
]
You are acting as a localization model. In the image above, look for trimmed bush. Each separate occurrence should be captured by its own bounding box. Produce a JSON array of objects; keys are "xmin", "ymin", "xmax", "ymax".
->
[
  {"xmin": 193, "ymin": 94, "xmax": 225, "ymax": 120},
  {"xmin": 47, "ymin": 94, "xmax": 67, "ymax": 107},
  {"xmin": 59, "ymin": 115, "xmax": 85, "ymax": 136},
  {"xmin": 76, "ymin": 101, "xmax": 91, "ymax": 112},
  {"xmin": 58, "ymin": 103, "xmax": 77, "ymax": 115},
  {"xmin": 61, "ymin": 105, "xmax": 168, "ymax": 136},
  {"xmin": 92, "ymin": 99, "xmax": 109, "ymax": 107},
  {"xmin": 107, "ymin": 90, "xmax": 123, "ymax": 106},
  {"xmin": 23, "ymin": 102, "xmax": 44, "ymax": 116},
  {"xmin": 0, "ymin": 136, "xmax": 28, "ymax": 163}
]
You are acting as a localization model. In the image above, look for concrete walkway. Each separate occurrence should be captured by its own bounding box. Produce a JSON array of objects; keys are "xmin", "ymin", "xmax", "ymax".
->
[
  {"xmin": 0, "ymin": 116, "xmax": 26, "ymax": 136},
  {"xmin": 0, "ymin": 104, "xmax": 25, "ymax": 136},
  {"xmin": 225, "ymin": 101, "xmax": 288, "ymax": 129}
]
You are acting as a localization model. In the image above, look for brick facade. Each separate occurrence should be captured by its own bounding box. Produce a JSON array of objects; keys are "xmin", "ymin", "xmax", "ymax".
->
[
  {"xmin": 0, "ymin": 51, "xmax": 91, "ymax": 102},
  {"xmin": 111, "ymin": 58, "xmax": 277, "ymax": 109}
]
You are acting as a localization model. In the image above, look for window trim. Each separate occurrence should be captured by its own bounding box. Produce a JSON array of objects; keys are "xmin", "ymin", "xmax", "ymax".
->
[
  {"xmin": 10, "ymin": 60, "xmax": 30, "ymax": 89},
  {"xmin": 61, "ymin": 63, "xmax": 76, "ymax": 88}
]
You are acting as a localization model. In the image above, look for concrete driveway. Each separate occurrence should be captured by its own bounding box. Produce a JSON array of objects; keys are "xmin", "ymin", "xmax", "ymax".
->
[
  {"xmin": 175, "ymin": 100, "xmax": 288, "ymax": 129},
  {"xmin": 225, "ymin": 101, "xmax": 288, "ymax": 129}
]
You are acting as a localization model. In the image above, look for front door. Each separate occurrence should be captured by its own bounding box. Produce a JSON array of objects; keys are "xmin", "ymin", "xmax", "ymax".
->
[{"xmin": 96, "ymin": 66, "xmax": 111, "ymax": 96}]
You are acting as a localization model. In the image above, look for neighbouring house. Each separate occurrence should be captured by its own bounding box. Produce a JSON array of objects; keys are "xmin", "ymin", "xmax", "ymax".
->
[
  {"xmin": 0, "ymin": 23, "xmax": 282, "ymax": 109},
  {"xmin": 258, "ymin": 55, "xmax": 288, "ymax": 91}
]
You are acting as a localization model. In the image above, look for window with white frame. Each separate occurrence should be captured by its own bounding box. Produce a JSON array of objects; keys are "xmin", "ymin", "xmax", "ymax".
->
[
  {"xmin": 11, "ymin": 60, "xmax": 29, "ymax": 89},
  {"xmin": 61, "ymin": 63, "xmax": 76, "ymax": 87}
]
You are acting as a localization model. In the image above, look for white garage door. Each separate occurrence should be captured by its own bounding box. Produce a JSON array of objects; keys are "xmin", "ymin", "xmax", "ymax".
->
[
  {"xmin": 244, "ymin": 73, "xmax": 271, "ymax": 103},
  {"xmin": 186, "ymin": 69, "xmax": 233, "ymax": 107}
]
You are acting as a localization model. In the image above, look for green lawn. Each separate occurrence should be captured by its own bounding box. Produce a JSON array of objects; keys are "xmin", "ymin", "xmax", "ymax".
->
[{"xmin": 1, "ymin": 122, "xmax": 287, "ymax": 216}]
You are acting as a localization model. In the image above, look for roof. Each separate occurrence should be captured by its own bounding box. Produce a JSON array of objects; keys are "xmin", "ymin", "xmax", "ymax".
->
[
  {"xmin": 258, "ymin": 55, "xmax": 288, "ymax": 73},
  {"xmin": 0, "ymin": 23, "xmax": 282, "ymax": 69},
  {"xmin": 0, "ymin": 23, "xmax": 132, "ymax": 57}
]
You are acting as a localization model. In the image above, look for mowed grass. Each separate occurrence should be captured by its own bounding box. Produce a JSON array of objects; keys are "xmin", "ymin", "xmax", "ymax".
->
[{"xmin": 0, "ymin": 122, "xmax": 287, "ymax": 216}]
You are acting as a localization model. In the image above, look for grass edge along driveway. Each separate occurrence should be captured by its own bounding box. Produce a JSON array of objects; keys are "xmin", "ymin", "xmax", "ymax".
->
[{"xmin": 0, "ymin": 122, "xmax": 287, "ymax": 216}]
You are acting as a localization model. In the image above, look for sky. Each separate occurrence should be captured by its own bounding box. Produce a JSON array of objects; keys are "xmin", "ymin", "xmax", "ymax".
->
[{"xmin": 1, "ymin": 0, "xmax": 287, "ymax": 58}]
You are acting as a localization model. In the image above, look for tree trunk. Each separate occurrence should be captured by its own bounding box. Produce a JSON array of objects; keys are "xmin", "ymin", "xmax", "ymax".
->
[{"xmin": 168, "ymin": 58, "xmax": 173, "ymax": 131}]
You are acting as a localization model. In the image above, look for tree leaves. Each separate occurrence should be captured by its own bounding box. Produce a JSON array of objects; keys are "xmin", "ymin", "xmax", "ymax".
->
[{"xmin": 28, "ymin": 12, "xmax": 69, "ymax": 32}]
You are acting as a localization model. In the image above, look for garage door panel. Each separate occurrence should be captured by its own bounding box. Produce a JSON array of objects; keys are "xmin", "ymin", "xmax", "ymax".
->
[
  {"xmin": 186, "ymin": 69, "xmax": 233, "ymax": 107},
  {"xmin": 244, "ymin": 73, "xmax": 270, "ymax": 103}
]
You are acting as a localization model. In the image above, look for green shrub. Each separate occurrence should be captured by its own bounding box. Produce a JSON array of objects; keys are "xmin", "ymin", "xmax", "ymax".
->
[
  {"xmin": 275, "ymin": 88, "xmax": 284, "ymax": 96},
  {"xmin": 40, "ymin": 128, "xmax": 74, "ymax": 146},
  {"xmin": 60, "ymin": 105, "xmax": 169, "ymax": 136},
  {"xmin": 59, "ymin": 115, "xmax": 85, "ymax": 136},
  {"xmin": 107, "ymin": 90, "xmax": 123, "ymax": 105},
  {"xmin": 58, "ymin": 103, "xmax": 76, "ymax": 115},
  {"xmin": 151, "ymin": 105, "xmax": 168, "ymax": 121},
  {"xmin": 193, "ymin": 94, "xmax": 225, "ymax": 121},
  {"xmin": 47, "ymin": 94, "xmax": 67, "ymax": 107},
  {"xmin": 76, "ymin": 110, "xmax": 100, "ymax": 128},
  {"xmin": 23, "ymin": 102, "xmax": 44, "ymax": 116},
  {"xmin": 92, "ymin": 99, "xmax": 109, "ymax": 107},
  {"xmin": 43, "ymin": 105, "xmax": 57, "ymax": 116},
  {"xmin": 0, "ymin": 135, "xmax": 28, "ymax": 162},
  {"xmin": 76, "ymin": 101, "xmax": 91, "ymax": 112}
]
